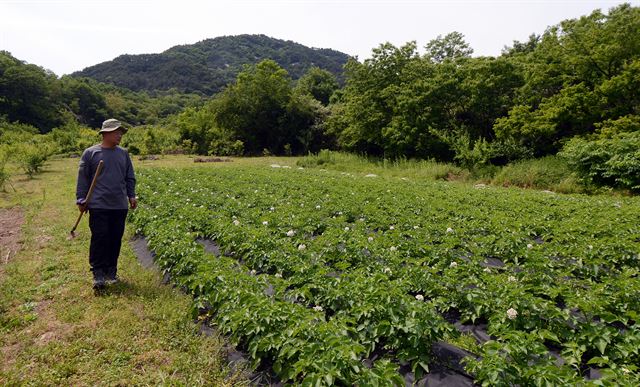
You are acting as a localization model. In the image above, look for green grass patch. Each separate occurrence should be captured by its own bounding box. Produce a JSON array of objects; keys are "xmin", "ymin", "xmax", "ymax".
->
[
  {"xmin": 0, "ymin": 156, "xmax": 246, "ymax": 386},
  {"xmin": 491, "ymin": 156, "xmax": 583, "ymax": 193}
]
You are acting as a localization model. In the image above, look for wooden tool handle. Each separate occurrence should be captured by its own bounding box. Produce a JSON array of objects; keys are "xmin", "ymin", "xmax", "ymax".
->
[
  {"xmin": 84, "ymin": 160, "xmax": 104, "ymax": 207},
  {"xmin": 70, "ymin": 160, "xmax": 104, "ymax": 234}
]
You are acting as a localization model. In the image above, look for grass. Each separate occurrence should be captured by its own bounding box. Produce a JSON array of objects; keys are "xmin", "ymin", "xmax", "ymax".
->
[
  {"xmin": 296, "ymin": 150, "xmax": 468, "ymax": 181},
  {"xmin": 297, "ymin": 151, "xmax": 590, "ymax": 194},
  {"xmin": 0, "ymin": 156, "xmax": 248, "ymax": 385},
  {"xmin": 490, "ymin": 156, "xmax": 583, "ymax": 194}
]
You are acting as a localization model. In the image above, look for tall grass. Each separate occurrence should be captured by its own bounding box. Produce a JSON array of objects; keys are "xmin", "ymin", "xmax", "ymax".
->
[
  {"xmin": 491, "ymin": 156, "xmax": 582, "ymax": 193},
  {"xmin": 297, "ymin": 150, "xmax": 468, "ymax": 181}
]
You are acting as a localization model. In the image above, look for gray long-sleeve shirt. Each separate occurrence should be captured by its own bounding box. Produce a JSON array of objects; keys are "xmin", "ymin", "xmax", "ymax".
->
[{"xmin": 76, "ymin": 144, "xmax": 136, "ymax": 210}]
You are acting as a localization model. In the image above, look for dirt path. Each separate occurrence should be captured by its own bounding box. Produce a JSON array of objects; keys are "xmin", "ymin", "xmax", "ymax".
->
[{"xmin": 0, "ymin": 207, "xmax": 23, "ymax": 271}]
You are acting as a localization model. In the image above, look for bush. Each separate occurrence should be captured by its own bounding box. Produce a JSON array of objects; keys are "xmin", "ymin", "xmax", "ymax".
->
[
  {"xmin": 208, "ymin": 139, "xmax": 244, "ymax": 156},
  {"xmin": 120, "ymin": 125, "xmax": 181, "ymax": 155},
  {"xmin": 46, "ymin": 122, "xmax": 100, "ymax": 155},
  {"xmin": 560, "ymin": 131, "xmax": 640, "ymax": 191},
  {"xmin": 0, "ymin": 147, "xmax": 10, "ymax": 191},
  {"xmin": 13, "ymin": 142, "xmax": 51, "ymax": 177},
  {"xmin": 492, "ymin": 156, "xmax": 581, "ymax": 193}
]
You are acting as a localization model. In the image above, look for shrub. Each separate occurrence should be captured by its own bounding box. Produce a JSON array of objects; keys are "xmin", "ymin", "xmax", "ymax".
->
[
  {"xmin": 0, "ymin": 147, "xmax": 10, "ymax": 191},
  {"xmin": 208, "ymin": 139, "xmax": 244, "ymax": 156},
  {"xmin": 13, "ymin": 142, "xmax": 51, "ymax": 177},
  {"xmin": 560, "ymin": 132, "xmax": 640, "ymax": 191},
  {"xmin": 46, "ymin": 122, "xmax": 100, "ymax": 155}
]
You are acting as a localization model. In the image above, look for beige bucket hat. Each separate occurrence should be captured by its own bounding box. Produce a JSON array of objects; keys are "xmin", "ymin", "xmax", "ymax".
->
[{"xmin": 99, "ymin": 118, "xmax": 128, "ymax": 133}]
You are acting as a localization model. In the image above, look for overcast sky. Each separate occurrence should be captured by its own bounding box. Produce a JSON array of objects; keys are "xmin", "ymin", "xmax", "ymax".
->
[{"xmin": 1, "ymin": 0, "xmax": 638, "ymax": 76}]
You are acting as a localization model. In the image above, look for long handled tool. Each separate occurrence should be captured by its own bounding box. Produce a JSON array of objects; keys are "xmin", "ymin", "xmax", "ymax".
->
[{"xmin": 68, "ymin": 160, "xmax": 104, "ymax": 240}]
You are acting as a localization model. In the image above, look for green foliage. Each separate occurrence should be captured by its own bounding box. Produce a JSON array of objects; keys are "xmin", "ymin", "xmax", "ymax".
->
[
  {"xmin": 294, "ymin": 67, "xmax": 339, "ymax": 105},
  {"xmin": 120, "ymin": 125, "xmax": 182, "ymax": 155},
  {"xmin": 131, "ymin": 164, "xmax": 640, "ymax": 384},
  {"xmin": 561, "ymin": 131, "xmax": 640, "ymax": 191},
  {"xmin": 72, "ymin": 34, "xmax": 350, "ymax": 94},
  {"xmin": 491, "ymin": 156, "xmax": 581, "ymax": 193},
  {"xmin": 209, "ymin": 139, "xmax": 244, "ymax": 156},
  {"xmin": 13, "ymin": 142, "xmax": 51, "ymax": 177},
  {"xmin": 0, "ymin": 147, "xmax": 10, "ymax": 191},
  {"xmin": 424, "ymin": 31, "xmax": 473, "ymax": 63},
  {"xmin": 211, "ymin": 60, "xmax": 330, "ymax": 155},
  {"xmin": 595, "ymin": 114, "xmax": 640, "ymax": 138},
  {"xmin": 330, "ymin": 4, "xmax": 640, "ymax": 171},
  {"xmin": 45, "ymin": 121, "xmax": 100, "ymax": 155},
  {"xmin": 0, "ymin": 51, "xmax": 61, "ymax": 131},
  {"xmin": 296, "ymin": 149, "xmax": 338, "ymax": 167}
]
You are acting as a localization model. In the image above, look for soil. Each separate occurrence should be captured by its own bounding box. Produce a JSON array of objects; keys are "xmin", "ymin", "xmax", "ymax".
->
[{"xmin": 0, "ymin": 207, "xmax": 24, "ymax": 270}]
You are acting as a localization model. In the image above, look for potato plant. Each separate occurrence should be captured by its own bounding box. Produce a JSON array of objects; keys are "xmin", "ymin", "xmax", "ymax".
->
[{"xmin": 130, "ymin": 164, "xmax": 640, "ymax": 385}]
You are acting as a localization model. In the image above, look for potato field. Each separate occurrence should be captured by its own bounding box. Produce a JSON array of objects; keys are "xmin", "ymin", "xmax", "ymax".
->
[{"xmin": 130, "ymin": 163, "xmax": 640, "ymax": 386}]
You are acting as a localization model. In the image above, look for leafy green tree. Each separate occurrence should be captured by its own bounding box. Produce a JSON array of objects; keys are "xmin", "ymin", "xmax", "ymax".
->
[
  {"xmin": 59, "ymin": 77, "xmax": 108, "ymax": 127},
  {"xmin": 175, "ymin": 105, "xmax": 217, "ymax": 155},
  {"xmin": 424, "ymin": 32, "xmax": 473, "ymax": 63},
  {"xmin": 337, "ymin": 42, "xmax": 421, "ymax": 156},
  {"xmin": 213, "ymin": 60, "xmax": 292, "ymax": 154},
  {"xmin": 0, "ymin": 51, "xmax": 61, "ymax": 131},
  {"xmin": 295, "ymin": 67, "xmax": 339, "ymax": 105}
]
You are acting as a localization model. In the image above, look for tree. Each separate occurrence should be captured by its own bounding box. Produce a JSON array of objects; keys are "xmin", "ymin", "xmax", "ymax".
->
[
  {"xmin": 424, "ymin": 32, "xmax": 473, "ymax": 63},
  {"xmin": 295, "ymin": 67, "xmax": 339, "ymax": 105},
  {"xmin": 213, "ymin": 60, "xmax": 292, "ymax": 154}
]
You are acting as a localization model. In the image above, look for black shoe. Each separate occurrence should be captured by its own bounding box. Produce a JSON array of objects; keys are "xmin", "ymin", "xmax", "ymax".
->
[
  {"xmin": 93, "ymin": 278, "xmax": 106, "ymax": 290},
  {"xmin": 105, "ymin": 267, "xmax": 119, "ymax": 285}
]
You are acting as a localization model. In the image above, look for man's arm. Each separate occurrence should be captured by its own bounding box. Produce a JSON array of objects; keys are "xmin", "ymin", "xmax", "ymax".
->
[{"xmin": 76, "ymin": 150, "xmax": 92, "ymax": 210}]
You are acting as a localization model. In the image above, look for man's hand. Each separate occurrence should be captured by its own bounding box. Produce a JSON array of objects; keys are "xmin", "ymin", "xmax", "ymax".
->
[
  {"xmin": 77, "ymin": 199, "xmax": 87, "ymax": 213},
  {"xmin": 129, "ymin": 197, "xmax": 138, "ymax": 210}
]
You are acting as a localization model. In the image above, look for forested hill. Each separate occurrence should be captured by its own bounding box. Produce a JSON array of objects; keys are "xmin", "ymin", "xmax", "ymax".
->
[{"xmin": 72, "ymin": 34, "xmax": 351, "ymax": 95}]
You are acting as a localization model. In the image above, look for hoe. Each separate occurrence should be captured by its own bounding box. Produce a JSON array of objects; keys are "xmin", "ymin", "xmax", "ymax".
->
[{"xmin": 68, "ymin": 160, "xmax": 104, "ymax": 240}]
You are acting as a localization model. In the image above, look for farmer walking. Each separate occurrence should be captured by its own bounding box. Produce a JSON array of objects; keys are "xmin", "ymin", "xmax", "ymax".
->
[{"xmin": 76, "ymin": 118, "xmax": 137, "ymax": 290}]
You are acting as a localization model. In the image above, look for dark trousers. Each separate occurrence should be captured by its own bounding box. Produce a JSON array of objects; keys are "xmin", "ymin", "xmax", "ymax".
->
[{"xmin": 89, "ymin": 209, "xmax": 128, "ymax": 279}]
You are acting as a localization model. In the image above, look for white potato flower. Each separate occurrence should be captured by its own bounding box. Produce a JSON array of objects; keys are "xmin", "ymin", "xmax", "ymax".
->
[
  {"xmin": 233, "ymin": 220, "xmax": 240, "ymax": 226},
  {"xmin": 507, "ymin": 276, "xmax": 517, "ymax": 282},
  {"xmin": 298, "ymin": 244, "xmax": 306, "ymax": 251},
  {"xmin": 383, "ymin": 267, "xmax": 392, "ymax": 274},
  {"xmin": 446, "ymin": 227, "xmax": 454, "ymax": 233},
  {"xmin": 415, "ymin": 294, "xmax": 424, "ymax": 301},
  {"xmin": 527, "ymin": 243, "xmax": 533, "ymax": 249},
  {"xmin": 450, "ymin": 261, "xmax": 458, "ymax": 268},
  {"xmin": 507, "ymin": 308, "xmax": 518, "ymax": 320},
  {"xmin": 390, "ymin": 246, "xmax": 397, "ymax": 252},
  {"xmin": 368, "ymin": 236, "xmax": 374, "ymax": 242},
  {"xmin": 287, "ymin": 230, "xmax": 295, "ymax": 237},
  {"xmin": 313, "ymin": 305, "xmax": 323, "ymax": 312},
  {"xmin": 262, "ymin": 221, "xmax": 268, "ymax": 226},
  {"xmin": 275, "ymin": 273, "xmax": 283, "ymax": 278}
]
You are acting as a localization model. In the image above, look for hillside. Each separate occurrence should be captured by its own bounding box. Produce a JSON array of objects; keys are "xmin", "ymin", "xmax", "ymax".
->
[{"xmin": 72, "ymin": 34, "xmax": 352, "ymax": 95}]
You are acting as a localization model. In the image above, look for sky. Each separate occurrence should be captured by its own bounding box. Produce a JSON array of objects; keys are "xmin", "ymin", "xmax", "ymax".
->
[{"xmin": 1, "ymin": 0, "xmax": 638, "ymax": 76}]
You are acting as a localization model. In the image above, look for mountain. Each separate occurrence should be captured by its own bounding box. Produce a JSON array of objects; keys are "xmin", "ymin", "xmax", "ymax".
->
[{"xmin": 72, "ymin": 34, "xmax": 352, "ymax": 95}]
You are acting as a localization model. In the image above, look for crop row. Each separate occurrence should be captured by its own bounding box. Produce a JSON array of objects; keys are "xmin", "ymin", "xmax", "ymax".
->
[{"xmin": 130, "ymin": 164, "xmax": 640, "ymax": 385}]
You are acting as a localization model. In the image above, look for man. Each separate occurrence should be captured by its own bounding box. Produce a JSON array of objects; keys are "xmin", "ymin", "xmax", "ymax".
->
[{"xmin": 76, "ymin": 118, "xmax": 137, "ymax": 290}]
